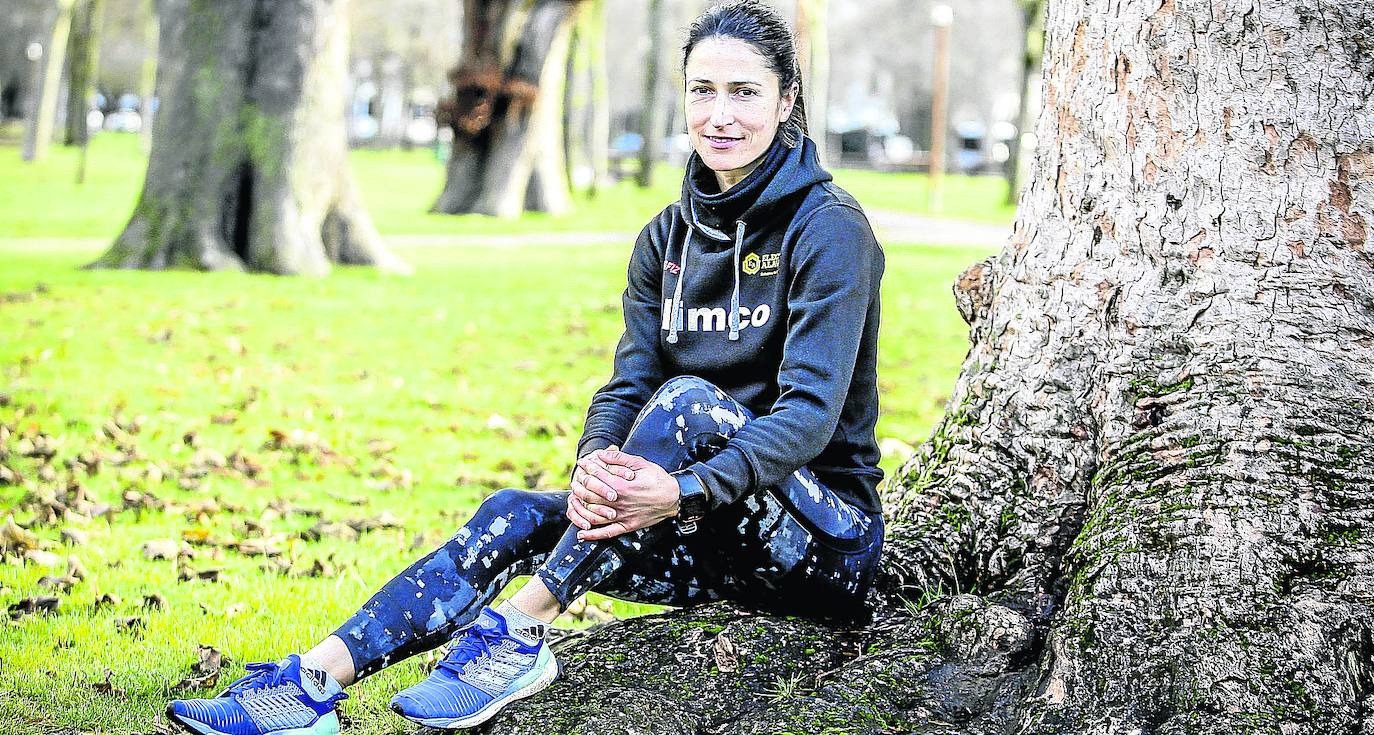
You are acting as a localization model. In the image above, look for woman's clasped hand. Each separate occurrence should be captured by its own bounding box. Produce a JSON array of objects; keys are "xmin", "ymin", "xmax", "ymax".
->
[{"xmin": 568, "ymin": 447, "xmax": 683, "ymax": 541}]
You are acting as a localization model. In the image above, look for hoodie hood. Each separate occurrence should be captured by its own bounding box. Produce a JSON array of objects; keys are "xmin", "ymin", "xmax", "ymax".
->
[{"xmin": 668, "ymin": 133, "xmax": 833, "ymax": 343}]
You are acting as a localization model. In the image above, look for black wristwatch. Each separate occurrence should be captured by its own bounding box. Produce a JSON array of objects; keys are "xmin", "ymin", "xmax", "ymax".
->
[{"xmin": 671, "ymin": 469, "xmax": 709, "ymax": 534}]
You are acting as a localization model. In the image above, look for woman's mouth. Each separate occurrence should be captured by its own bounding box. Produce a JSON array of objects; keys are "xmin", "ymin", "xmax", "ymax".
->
[{"xmin": 705, "ymin": 135, "xmax": 741, "ymax": 150}]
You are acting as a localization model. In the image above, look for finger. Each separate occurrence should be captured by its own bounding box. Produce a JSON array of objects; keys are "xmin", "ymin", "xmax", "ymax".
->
[
  {"xmin": 568, "ymin": 495, "xmax": 607, "ymax": 529},
  {"xmin": 576, "ymin": 458, "xmax": 624, "ymax": 500},
  {"xmin": 599, "ymin": 449, "xmax": 649, "ymax": 470},
  {"xmin": 584, "ymin": 500, "xmax": 617, "ymax": 522},
  {"xmin": 577, "ymin": 520, "xmax": 630, "ymax": 542},
  {"xmin": 572, "ymin": 461, "xmax": 612, "ymax": 501},
  {"xmin": 587, "ymin": 451, "xmax": 636, "ymax": 481},
  {"xmin": 565, "ymin": 498, "xmax": 592, "ymax": 530},
  {"xmin": 570, "ymin": 490, "xmax": 617, "ymax": 522}
]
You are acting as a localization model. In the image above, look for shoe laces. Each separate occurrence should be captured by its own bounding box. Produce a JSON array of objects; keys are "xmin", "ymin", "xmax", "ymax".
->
[
  {"xmin": 223, "ymin": 661, "xmax": 289, "ymax": 698},
  {"xmin": 436, "ymin": 621, "xmax": 512, "ymax": 679},
  {"xmin": 221, "ymin": 659, "xmax": 350, "ymax": 706}
]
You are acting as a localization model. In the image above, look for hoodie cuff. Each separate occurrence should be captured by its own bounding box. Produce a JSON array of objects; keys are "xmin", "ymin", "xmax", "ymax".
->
[
  {"xmin": 577, "ymin": 435, "xmax": 615, "ymax": 460},
  {"xmin": 679, "ymin": 444, "xmax": 755, "ymax": 511},
  {"xmin": 573, "ymin": 436, "xmax": 615, "ymax": 483}
]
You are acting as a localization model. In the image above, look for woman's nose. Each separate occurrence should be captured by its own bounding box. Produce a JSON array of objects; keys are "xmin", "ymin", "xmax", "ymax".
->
[{"xmin": 709, "ymin": 97, "xmax": 735, "ymax": 128}]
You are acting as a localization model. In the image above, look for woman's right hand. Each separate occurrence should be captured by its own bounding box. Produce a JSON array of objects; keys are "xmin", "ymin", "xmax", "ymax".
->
[{"xmin": 567, "ymin": 445, "xmax": 633, "ymax": 530}]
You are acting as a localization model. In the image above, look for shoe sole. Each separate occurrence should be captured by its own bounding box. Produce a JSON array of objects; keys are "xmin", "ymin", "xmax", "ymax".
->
[
  {"xmin": 390, "ymin": 655, "xmax": 561, "ymax": 730},
  {"xmin": 166, "ymin": 705, "xmax": 341, "ymax": 735}
]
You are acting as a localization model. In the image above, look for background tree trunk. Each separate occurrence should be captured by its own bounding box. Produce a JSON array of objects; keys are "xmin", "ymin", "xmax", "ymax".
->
[
  {"xmin": 563, "ymin": 0, "xmax": 610, "ymax": 198},
  {"xmin": 21, "ymin": 0, "xmax": 74, "ymax": 161},
  {"xmin": 1004, "ymin": 0, "xmax": 1044, "ymax": 206},
  {"xmin": 480, "ymin": 1, "xmax": 1374, "ymax": 733},
  {"xmin": 62, "ymin": 0, "xmax": 104, "ymax": 147},
  {"xmin": 634, "ymin": 0, "xmax": 664, "ymax": 189},
  {"xmin": 89, "ymin": 0, "xmax": 406, "ymax": 275},
  {"xmin": 794, "ymin": 0, "xmax": 828, "ymax": 165},
  {"xmin": 136, "ymin": 0, "xmax": 156, "ymax": 153},
  {"xmin": 431, "ymin": 0, "xmax": 584, "ymax": 218}
]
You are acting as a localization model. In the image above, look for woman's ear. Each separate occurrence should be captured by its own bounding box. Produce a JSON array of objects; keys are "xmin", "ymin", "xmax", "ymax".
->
[{"xmin": 779, "ymin": 81, "xmax": 799, "ymax": 120}]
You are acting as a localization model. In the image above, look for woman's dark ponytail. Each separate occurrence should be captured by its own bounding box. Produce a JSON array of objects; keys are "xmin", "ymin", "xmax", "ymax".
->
[{"xmin": 682, "ymin": 0, "xmax": 809, "ymax": 148}]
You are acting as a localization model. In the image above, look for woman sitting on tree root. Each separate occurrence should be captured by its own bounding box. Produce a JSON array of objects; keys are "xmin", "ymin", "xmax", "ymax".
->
[{"xmin": 166, "ymin": 1, "xmax": 886, "ymax": 732}]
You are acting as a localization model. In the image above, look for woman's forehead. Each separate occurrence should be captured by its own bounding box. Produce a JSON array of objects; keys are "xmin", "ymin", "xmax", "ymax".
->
[{"xmin": 685, "ymin": 36, "xmax": 775, "ymax": 79}]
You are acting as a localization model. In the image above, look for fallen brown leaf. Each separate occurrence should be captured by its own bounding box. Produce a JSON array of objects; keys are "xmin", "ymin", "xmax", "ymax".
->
[
  {"xmin": 172, "ymin": 645, "xmax": 225, "ymax": 692},
  {"xmin": 9, "ymin": 595, "xmax": 60, "ymax": 619},
  {"xmin": 92, "ymin": 667, "xmax": 125, "ymax": 695},
  {"xmin": 714, "ymin": 632, "xmax": 740, "ymax": 673}
]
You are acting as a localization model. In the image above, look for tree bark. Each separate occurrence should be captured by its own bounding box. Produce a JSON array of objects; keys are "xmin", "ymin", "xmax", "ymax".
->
[
  {"xmin": 431, "ymin": 0, "xmax": 584, "ymax": 218},
  {"xmin": 479, "ymin": 1, "xmax": 1374, "ymax": 733},
  {"xmin": 89, "ymin": 0, "xmax": 407, "ymax": 276}
]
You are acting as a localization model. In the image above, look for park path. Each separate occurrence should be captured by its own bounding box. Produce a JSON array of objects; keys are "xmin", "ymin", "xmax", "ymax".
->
[{"xmin": 386, "ymin": 209, "xmax": 1009, "ymax": 250}]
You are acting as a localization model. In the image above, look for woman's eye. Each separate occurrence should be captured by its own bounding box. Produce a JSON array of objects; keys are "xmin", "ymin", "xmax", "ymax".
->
[
  {"xmin": 737, "ymin": 88, "xmax": 757, "ymax": 97},
  {"xmin": 691, "ymin": 86, "xmax": 711, "ymax": 95}
]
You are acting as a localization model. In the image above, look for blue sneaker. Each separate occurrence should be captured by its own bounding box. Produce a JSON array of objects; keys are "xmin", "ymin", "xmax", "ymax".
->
[
  {"xmin": 166, "ymin": 653, "xmax": 348, "ymax": 735},
  {"xmin": 389, "ymin": 606, "xmax": 560, "ymax": 729}
]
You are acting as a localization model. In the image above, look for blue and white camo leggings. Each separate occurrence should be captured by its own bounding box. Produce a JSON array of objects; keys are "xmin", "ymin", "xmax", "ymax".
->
[{"xmin": 333, "ymin": 375, "xmax": 885, "ymax": 680}]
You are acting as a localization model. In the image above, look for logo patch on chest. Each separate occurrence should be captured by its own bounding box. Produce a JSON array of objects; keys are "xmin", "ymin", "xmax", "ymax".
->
[{"xmin": 744, "ymin": 252, "xmax": 781, "ymax": 276}]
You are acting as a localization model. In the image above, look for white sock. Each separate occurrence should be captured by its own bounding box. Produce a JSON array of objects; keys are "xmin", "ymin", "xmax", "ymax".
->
[
  {"xmin": 294, "ymin": 653, "xmax": 342, "ymax": 692},
  {"xmin": 493, "ymin": 600, "xmax": 548, "ymax": 646}
]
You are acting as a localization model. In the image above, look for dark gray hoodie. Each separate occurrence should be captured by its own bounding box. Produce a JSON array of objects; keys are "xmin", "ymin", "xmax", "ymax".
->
[{"xmin": 577, "ymin": 132, "xmax": 885, "ymax": 516}]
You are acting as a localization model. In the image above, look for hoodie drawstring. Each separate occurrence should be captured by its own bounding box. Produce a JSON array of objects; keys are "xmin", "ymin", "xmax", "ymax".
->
[
  {"xmin": 667, "ymin": 228, "xmax": 692, "ymax": 344},
  {"xmin": 667, "ymin": 214, "xmax": 746, "ymax": 343},
  {"xmin": 728, "ymin": 219, "xmax": 746, "ymax": 341}
]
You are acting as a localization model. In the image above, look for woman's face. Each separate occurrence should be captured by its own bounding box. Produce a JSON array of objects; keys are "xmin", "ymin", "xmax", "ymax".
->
[{"xmin": 684, "ymin": 36, "xmax": 796, "ymax": 191}]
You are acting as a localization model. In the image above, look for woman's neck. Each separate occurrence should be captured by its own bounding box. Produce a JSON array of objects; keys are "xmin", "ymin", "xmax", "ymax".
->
[{"xmin": 713, "ymin": 156, "xmax": 763, "ymax": 193}]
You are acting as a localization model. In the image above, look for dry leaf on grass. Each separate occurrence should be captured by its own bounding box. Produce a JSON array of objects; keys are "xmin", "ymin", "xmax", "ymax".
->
[
  {"xmin": 172, "ymin": 645, "xmax": 225, "ymax": 692},
  {"xmin": 1, "ymin": 514, "xmax": 39, "ymax": 554},
  {"xmin": 8, "ymin": 595, "xmax": 60, "ymax": 619},
  {"xmin": 91, "ymin": 667, "xmax": 125, "ymax": 695},
  {"xmin": 142, "ymin": 538, "xmax": 184, "ymax": 561}
]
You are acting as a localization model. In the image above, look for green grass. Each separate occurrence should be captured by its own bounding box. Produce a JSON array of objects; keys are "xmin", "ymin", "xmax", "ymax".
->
[
  {"xmin": 0, "ymin": 136, "xmax": 996, "ymax": 734},
  {"xmin": 0, "ymin": 134, "xmax": 1013, "ymax": 240}
]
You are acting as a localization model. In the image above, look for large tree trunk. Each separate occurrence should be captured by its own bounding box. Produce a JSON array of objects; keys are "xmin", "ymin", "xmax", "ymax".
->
[
  {"xmin": 431, "ymin": 0, "xmax": 583, "ymax": 218},
  {"xmin": 480, "ymin": 1, "xmax": 1374, "ymax": 733},
  {"xmin": 89, "ymin": 0, "xmax": 407, "ymax": 276}
]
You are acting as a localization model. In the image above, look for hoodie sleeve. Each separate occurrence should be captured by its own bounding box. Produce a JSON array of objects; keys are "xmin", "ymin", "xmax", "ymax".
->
[
  {"xmin": 672, "ymin": 203, "xmax": 883, "ymax": 510},
  {"xmin": 575, "ymin": 217, "xmax": 666, "ymax": 462}
]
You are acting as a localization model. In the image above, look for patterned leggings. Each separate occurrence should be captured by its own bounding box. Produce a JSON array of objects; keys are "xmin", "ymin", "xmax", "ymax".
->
[{"xmin": 332, "ymin": 375, "xmax": 885, "ymax": 681}]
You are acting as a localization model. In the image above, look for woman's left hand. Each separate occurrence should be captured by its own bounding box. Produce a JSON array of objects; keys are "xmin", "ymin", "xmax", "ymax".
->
[{"xmin": 573, "ymin": 449, "xmax": 680, "ymax": 541}]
